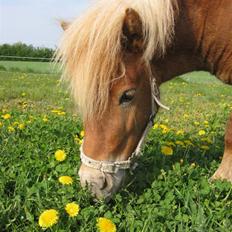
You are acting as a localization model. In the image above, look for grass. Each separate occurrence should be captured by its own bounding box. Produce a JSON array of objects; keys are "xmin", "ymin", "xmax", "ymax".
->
[
  {"xmin": 0, "ymin": 66, "xmax": 232, "ymax": 231},
  {"xmin": 0, "ymin": 61, "xmax": 59, "ymax": 74}
]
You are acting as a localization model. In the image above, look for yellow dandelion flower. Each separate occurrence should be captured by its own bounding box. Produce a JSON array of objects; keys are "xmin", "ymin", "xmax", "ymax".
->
[
  {"xmin": 39, "ymin": 209, "xmax": 59, "ymax": 229},
  {"xmin": 162, "ymin": 128, "xmax": 170, "ymax": 134},
  {"xmin": 59, "ymin": 176, "xmax": 73, "ymax": 185},
  {"xmin": 74, "ymin": 136, "xmax": 83, "ymax": 145},
  {"xmin": 194, "ymin": 121, "xmax": 200, "ymax": 126},
  {"xmin": 161, "ymin": 146, "xmax": 173, "ymax": 156},
  {"xmin": 160, "ymin": 124, "xmax": 170, "ymax": 134},
  {"xmin": 13, "ymin": 121, "xmax": 19, "ymax": 126},
  {"xmin": 2, "ymin": 114, "xmax": 11, "ymax": 120},
  {"xmin": 55, "ymin": 150, "xmax": 66, "ymax": 162},
  {"xmin": 183, "ymin": 114, "xmax": 189, "ymax": 119},
  {"xmin": 191, "ymin": 163, "xmax": 196, "ymax": 168},
  {"xmin": 97, "ymin": 217, "xmax": 116, "ymax": 232},
  {"xmin": 57, "ymin": 111, "xmax": 66, "ymax": 116},
  {"xmin": 43, "ymin": 116, "xmax": 49, "ymax": 122},
  {"xmin": 80, "ymin": 130, "xmax": 85, "ymax": 138},
  {"xmin": 176, "ymin": 130, "xmax": 184, "ymax": 135},
  {"xmin": 153, "ymin": 123, "xmax": 159, "ymax": 129},
  {"xmin": 198, "ymin": 130, "xmax": 206, "ymax": 136},
  {"xmin": 51, "ymin": 109, "xmax": 60, "ymax": 113},
  {"xmin": 18, "ymin": 123, "xmax": 25, "ymax": 130},
  {"xmin": 21, "ymin": 92, "xmax": 26, "ymax": 97},
  {"xmin": 8, "ymin": 126, "xmax": 15, "ymax": 133},
  {"xmin": 65, "ymin": 202, "xmax": 80, "ymax": 217},
  {"xmin": 160, "ymin": 124, "xmax": 168, "ymax": 130}
]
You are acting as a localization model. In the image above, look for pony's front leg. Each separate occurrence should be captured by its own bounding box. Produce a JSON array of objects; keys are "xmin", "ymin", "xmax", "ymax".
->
[{"xmin": 212, "ymin": 113, "xmax": 232, "ymax": 182}]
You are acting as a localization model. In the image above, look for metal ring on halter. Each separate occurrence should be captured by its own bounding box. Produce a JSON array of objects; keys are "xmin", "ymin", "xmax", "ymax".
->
[{"xmin": 79, "ymin": 66, "xmax": 169, "ymax": 174}]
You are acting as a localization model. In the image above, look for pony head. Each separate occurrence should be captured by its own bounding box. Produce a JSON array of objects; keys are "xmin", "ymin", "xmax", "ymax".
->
[{"xmin": 57, "ymin": 0, "xmax": 176, "ymax": 200}]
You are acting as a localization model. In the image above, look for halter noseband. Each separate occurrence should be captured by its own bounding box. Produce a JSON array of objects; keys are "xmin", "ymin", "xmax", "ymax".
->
[{"xmin": 80, "ymin": 67, "xmax": 169, "ymax": 174}]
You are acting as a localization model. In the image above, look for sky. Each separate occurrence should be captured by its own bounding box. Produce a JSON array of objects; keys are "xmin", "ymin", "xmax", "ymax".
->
[{"xmin": 0, "ymin": 0, "xmax": 91, "ymax": 48}]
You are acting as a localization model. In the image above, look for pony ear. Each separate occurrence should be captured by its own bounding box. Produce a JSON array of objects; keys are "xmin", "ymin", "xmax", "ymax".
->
[
  {"xmin": 60, "ymin": 21, "xmax": 70, "ymax": 31},
  {"xmin": 122, "ymin": 8, "xmax": 145, "ymax": 54}
]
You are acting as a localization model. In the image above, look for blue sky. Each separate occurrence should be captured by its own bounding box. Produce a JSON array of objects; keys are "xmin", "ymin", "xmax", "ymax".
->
[{"xmin": 0, "ymin": 0, "xmax": 91, "ymax": 48}]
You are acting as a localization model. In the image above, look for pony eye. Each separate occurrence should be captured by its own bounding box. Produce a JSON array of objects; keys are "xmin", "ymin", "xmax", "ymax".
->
[{"xmin": 119, "ymin": 89, "xmax": 136, "ymax": 105}]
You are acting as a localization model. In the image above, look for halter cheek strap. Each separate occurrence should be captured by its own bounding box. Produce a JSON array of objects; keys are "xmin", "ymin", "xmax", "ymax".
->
[{"xmin": 80, "ymin": 71, "xmax": 169, "ymax": 174}]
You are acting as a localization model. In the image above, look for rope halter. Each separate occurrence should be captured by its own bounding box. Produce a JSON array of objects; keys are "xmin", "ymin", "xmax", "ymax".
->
[{"xmin": 80, "ymin": 66, "xmax": 169, "ymax": 174}]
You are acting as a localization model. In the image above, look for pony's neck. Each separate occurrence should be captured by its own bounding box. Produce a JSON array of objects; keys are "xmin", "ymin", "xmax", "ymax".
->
[{"xmin": 154, "ymin": 0, "xmax": 232, "ymax": 85}]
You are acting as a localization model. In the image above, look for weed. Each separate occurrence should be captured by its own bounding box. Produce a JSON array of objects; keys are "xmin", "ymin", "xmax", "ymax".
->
[{"xmin": 0, "ymin": 70, "xmax": 232, "ymax": 231}]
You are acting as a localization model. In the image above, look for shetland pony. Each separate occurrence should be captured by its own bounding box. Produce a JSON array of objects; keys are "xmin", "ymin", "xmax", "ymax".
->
[{"xmin": 57, "ymin": 0, "xmax": 232, "ymax": 200}]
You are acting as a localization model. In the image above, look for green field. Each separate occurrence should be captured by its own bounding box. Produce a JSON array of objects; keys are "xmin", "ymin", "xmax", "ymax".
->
[
  {"xmin": 0, "ymin": 62, "xmax": 232, "ymax": 231},
  {"xmin": 0, "ymin": 61, "xmax": 59, "ymax": 74}
]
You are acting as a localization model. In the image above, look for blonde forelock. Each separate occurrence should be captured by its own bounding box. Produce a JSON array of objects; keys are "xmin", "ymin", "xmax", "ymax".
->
[{"xmin": 56, "ymin": 0, "xmax": 177, "ymax": 120}]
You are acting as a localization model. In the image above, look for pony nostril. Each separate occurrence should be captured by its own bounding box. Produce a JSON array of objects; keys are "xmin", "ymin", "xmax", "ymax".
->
[
  {"xmin": 99, "ymin": 176, "xmax": 107, "ymax": 190},
  {"xmin": 97, "ymin": 172, "xmax": 107, "ymax": 190}
]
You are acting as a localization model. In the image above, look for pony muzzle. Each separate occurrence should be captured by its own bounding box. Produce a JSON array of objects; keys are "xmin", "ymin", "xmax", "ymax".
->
[{"xmin": 78, "ymin": 164, "xmax": 126, "ymax": 201}]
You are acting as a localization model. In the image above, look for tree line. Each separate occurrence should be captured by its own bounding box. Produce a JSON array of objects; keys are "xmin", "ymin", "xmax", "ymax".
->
[{"xmin": 0, "ymin": 43, "xmax": 55, "ymax": 61}]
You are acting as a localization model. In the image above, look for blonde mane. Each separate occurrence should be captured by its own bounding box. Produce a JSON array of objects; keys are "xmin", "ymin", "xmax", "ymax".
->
[{"xmin": 56, "ymin": 0, "xmax": 177, "ymax": 120}]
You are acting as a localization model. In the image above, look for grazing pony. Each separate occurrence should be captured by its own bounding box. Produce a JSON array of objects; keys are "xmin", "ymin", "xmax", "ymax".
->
[{"xmin": 57, "ymin": 0, "xmax": 232, "ymax": 200}]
